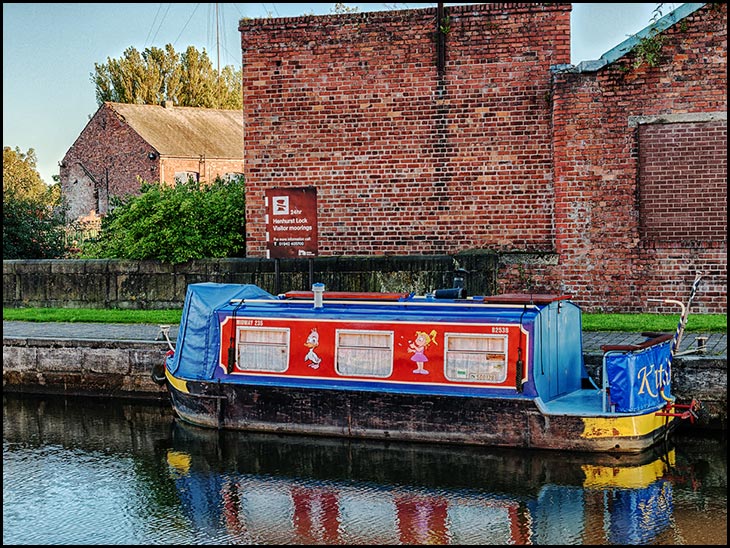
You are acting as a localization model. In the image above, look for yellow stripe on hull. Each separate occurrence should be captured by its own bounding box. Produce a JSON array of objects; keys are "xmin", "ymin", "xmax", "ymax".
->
[
  {"xmin": 581, "ymin": 412, "xmax": 674, "ymax": 440},
  {"xmin": 166, "ymin": 368, "xmax": 189, "ymax": 394}
]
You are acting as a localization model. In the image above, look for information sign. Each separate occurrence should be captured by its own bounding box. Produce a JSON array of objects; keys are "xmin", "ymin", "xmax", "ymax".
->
[{"xmin": 265, "ymin": 187, "xmax": 318, "ymax": 259}]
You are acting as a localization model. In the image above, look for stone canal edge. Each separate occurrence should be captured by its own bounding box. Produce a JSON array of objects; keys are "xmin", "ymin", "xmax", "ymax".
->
[{"xmin": 3, "ymin": 328, "xmax": 726, "ymax": 433}]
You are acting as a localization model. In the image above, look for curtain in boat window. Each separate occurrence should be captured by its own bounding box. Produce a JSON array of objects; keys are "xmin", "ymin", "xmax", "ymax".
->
[
  {"xmin": 336, "ymin": 330, "xmax": 393, "ymax": 378},
  {"xmin": 236, "ymin": 327, "xmax": 290, "ymax": 372},
  {"xmin": 444, "ymin": 333, "xmax": 508, "ymax": 383}
]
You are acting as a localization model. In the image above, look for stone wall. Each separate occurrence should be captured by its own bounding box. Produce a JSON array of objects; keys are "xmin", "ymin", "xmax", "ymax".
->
[
  {"xmin": 3, "ymin": 254, "xmax": 500, "ymax": 310},
  {"xmin": 3, "ymin": 336, "xmax": 169, "ymax": 400}
]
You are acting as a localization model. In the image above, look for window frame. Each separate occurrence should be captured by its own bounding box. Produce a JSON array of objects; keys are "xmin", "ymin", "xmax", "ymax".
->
[
  {"xmin": 335, "ymin": 328, "xmax": 394, "ymax": 378},
  {"xmin": 443, "ymin": 332, "xmax": 509, "ymax": 384},
  {"xmin": 234, "ymin": 326, "xmax": 291, "ymax": 373}
]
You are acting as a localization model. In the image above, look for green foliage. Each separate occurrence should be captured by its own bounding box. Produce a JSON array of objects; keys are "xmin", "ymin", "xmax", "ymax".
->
[
  {"xmin": 92, "ymin": 44, "xmax": 242, "ymax": 109},
  {"xmin": 3, "ymin": 190, "xmax": 68, "ymax": 259},
  {"xmin": 630, "ymin": 3, "xmax": 667, "ymax": 70},
  {"xmin": 80, "ymin": 176, "xmax": 246, "ymax": 263},
  {"xmin": 3, "ymin": 146, "xmax": 49, "ymax": 198},
  {"xmin": 632, "ymin": 29, "xmax": 666, "ymax": 69},
  {"xmin": 439, "ymin": 15, "xmax": 451, "ymax": 35},
  {"xmin": 3, "ymin": 147, "xmax": 68, "ymax": 259},
  {"xmin": 332, "ymin": 3, "xmax": 359, "ymax": 13}
]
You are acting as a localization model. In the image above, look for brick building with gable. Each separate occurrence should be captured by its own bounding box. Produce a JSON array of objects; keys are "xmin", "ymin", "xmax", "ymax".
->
[
  {"xmin": 239, "ymin": 2, "xmax": 726, "ymax": 313},
  {"xmin": 60, "ymin": 102, "xmax": 244, "ymax": 223}
]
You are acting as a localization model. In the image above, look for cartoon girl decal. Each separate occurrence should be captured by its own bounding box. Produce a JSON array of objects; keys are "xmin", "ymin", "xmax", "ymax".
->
[
  {"xmin": 304, "ymin": 328, "xmax": 322, "ymax": 369},
  {"xmin": 408, "ymin": 329, "xmax": 437, "ymax": 375}
]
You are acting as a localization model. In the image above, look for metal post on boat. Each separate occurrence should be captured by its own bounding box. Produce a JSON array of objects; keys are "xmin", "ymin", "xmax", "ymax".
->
[
  {"xmin": 313, "ymin": 282, "xmax": 325, "ymax": 308},
  {"xmin": 695, "ymin": 335, "xmax": 708, "ymax": 354}
]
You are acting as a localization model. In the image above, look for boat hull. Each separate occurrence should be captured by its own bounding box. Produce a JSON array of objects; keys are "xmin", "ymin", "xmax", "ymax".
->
[{"xmin": 165, "ymin": 370, "xmax": 675, "ymax": 454}]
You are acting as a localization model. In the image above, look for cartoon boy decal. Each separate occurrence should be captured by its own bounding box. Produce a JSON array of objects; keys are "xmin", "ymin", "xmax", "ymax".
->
[
  {"xmin": 304, "ymin": 328, "xmax": 322, "ymax": 369},
  {"xmin": 408, "ymin": 329, "xmax": 437, "ymax": 375}
]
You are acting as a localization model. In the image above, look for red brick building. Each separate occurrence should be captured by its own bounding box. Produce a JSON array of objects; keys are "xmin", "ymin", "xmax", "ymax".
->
[
  {"xmin": 551, "ymin": 3, "xmax": 727, "ymax": 313},
  {"xmin": 60, "ymin": 102, "xmax": 244, "ymax": 222},
  {"xmin": 239, "ymin": 3, "xmax": 726, "ymax": 313}
]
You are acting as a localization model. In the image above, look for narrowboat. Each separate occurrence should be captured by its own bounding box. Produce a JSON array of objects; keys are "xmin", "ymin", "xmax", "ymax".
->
[{"xmin": 154, "ymin": 277, "xmax": 702, "ymax": 453}]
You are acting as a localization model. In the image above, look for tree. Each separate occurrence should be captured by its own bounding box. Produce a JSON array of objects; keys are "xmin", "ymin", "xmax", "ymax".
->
[
  {"xmin": 3, "ymin": 146, "xmax": 48, "ymax": 200},
  {"xmin": 80, "ymin": 176, "xmax": 246, "ymax": 263},
  {"xmin": 3, "ymin": 147, "xmax": 67, "ymax": 259},
  {"xmin": 332, "ymin": 3, "xmax": 359, "ymax": 13},
  {"xmin": 91, "ymin": 44, "xmax": 242, "ymax": 109}
]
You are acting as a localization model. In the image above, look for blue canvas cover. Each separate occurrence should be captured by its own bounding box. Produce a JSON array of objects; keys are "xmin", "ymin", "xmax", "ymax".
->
[
  {"xmin": 168, "ymin": 283, "xmax": 276, "ymax": 380},
  {"xmin": 605, "ymin": 340, "xmax": 673, "ymax": 413}
]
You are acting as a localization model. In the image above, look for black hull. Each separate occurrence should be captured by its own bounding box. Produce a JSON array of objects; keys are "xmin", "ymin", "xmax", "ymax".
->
[{"xmin": 166, "ymin": 377, "xmax": 675, "ymax": 454}]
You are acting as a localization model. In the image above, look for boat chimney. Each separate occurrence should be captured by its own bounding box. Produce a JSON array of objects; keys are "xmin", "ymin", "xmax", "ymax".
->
[
  {"xmin": 453, "ymin": 268, "xmax": 468, "ymax": 289},
  {"xmin": 312, "ymin": 283, "xmax": 325, "ymax": 309}
]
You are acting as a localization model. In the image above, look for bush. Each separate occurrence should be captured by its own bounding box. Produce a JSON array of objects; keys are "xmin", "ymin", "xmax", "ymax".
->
[
  {"xmin": 80, "ymin": 176, "xmax": 246, "ymax": 263},
  {"xmin": 3, "ymin": 191, "xmax": 68, "ymax": 259}
]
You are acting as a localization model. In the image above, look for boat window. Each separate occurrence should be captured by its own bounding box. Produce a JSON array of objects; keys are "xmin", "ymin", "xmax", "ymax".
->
[
  {"xmin": 444, "ymin": 333, "xmax": 508, "ymax": 383},
  {"xmin": 235, "ymin": 327, "xmax": 290, "ymax": 373},
  {"xmin": 335, "ymin": 330, "xmax": 394, "ymax": 378}
]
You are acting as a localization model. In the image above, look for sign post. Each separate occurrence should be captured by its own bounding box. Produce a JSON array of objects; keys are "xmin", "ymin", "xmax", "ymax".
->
[
  {"xmin": 265, "ymin": 187, "xmax": 318, "ymax": 259},
  {"xmin": 265, "ymin": 187, "xmax": 319, "ymax": 290}
]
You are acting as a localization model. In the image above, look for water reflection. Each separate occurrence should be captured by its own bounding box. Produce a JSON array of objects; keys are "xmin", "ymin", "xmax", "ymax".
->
[
  {"xmin": 3, "ymin": 393, "xmax": 727, "ymax": 545},
  {"xmin": 166, "ymin": 422, "xmax": 685, "ymax": 545}
]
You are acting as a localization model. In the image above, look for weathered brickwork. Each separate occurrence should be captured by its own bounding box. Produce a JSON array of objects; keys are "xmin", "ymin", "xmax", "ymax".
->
[
  {"xmin": 241, "ymin": 3, "xmax": 571, "ymax": 256},
  {"xmin": 638, "ymin": 121, "xmax": 726, "ymax": 242},
  {"xmin": 61, "ymin": 106, "xmax": 157, "ymax": 220},
  {"xmin": 239, "ymin": 3, "xmax": 725, "ymax": 313},
  {"xmin": 552, "ymin": 3, "xmax": 727, "ymax": 312}
]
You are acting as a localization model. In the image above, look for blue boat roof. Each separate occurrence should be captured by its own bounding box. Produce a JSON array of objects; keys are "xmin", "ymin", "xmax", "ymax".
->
[{"xmin": 219, "ymin": 291, "xmax": 573, "ymax": 325}]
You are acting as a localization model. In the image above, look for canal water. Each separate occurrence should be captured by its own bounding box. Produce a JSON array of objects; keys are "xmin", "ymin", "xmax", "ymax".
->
[{"xmin": 3, "ymin": 393, "xmax": 726, "ymax": 545}]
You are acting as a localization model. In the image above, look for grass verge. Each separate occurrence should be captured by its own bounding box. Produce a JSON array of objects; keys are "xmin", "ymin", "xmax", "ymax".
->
[
  {"xmin": 3, "ymin": 308, "xmax": 182, "ymax": 325},
  {"xmin": 3, "ymin": 308, "xmax": 726, "ymax": 333}
]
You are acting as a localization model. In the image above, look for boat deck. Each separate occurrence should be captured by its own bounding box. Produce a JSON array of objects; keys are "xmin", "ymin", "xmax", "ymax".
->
[{"xmin": 539, "ymin": 388, "xmax": 617, "ymax": 417}]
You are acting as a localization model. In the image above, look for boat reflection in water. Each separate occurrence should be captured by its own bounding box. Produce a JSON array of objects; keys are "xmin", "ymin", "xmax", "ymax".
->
[{"xmin": 167, "ymin": 420, "xmax": 683, "ymax": 545}]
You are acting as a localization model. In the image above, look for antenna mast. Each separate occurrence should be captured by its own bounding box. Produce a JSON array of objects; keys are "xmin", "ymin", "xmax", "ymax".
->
[{"xmin": 216, "ymin": 2, "xmax": 221, "ymax": 77}]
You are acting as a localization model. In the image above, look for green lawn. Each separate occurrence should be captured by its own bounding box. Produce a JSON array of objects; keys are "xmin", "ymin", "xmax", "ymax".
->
[
  {"xmin": 3, "ymin": 308, "xmax": 182, "ymax": 325},
  {"xmin": 3, "ymin": 307, "xmax": 726, "ymax": 332},
  {"xmin": 581, "ymin": 313, "xmax": 725, "ymax": 333}
]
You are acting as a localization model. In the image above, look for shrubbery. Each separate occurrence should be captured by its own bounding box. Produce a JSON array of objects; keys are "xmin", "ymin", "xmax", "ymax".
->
[
  {"xmin": 79, "ymin": 176, "xmax": 246, "ymax": 263},
  {"xmin": 3, "ymin": 190, "xmax": 68, "ymax": 259},
  {"xmin": 3, "ymin": 146, "xmax": 68, "ymax": 259}
]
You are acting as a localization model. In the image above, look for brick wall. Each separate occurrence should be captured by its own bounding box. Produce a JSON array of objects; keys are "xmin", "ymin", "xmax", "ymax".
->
[
  {"xmin": 239, "ymin": 3, "xmax": 725, "ymax": 313},
  {"xmin": 159, "ymin": 158, "xmax": 244, "ymax": 185},
  {"xmin": 550, "ymin": 3, "xmax": 726, "ymax": 312},
  {"xmin": 241, "ymin": 3, "xmax": 571, "ymax": 257},
  {"xmin": 638, "ymin": 121, "xmax": 726, "ymax": 242},
  {"xmin": 61, "ymin": 105, "xmax": 157, "ymax": 220}
]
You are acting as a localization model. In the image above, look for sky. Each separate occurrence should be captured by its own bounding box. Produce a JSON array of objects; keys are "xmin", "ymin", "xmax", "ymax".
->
[{"xmin": 3, "ymin": 3, "xmax": 668, "ymax": 185}]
